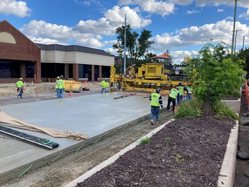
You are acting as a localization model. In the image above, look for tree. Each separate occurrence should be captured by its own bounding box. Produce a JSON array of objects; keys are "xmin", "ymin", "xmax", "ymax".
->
[
  {"xmin": 113, "ymin": 25, "xmax": 153, "ymax": 61},
  {"xmin": 185, "ymin": 43, "xmax": 245, "ymax": 114}
]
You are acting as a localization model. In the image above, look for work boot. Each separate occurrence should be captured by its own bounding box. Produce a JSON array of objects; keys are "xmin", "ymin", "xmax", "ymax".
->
[{"xmin": 150, "ymin": 120, "xmax": 155, "ymax": 125}]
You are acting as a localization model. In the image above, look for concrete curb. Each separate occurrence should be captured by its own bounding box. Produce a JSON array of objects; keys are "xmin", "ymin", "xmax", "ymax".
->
[
  {"xmin": 217, "ymin": 120, "xmax": 239, "ymax": 187},
  {"xmin": 65, "ymin": 119, "xmax": 175, "ymax": 187}
]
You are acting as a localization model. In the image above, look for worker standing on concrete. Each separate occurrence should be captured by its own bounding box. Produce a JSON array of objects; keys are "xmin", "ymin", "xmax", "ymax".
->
[
  {"xmin": 57, "ymin": 76, "xmax": 65, "ymax": 98},
  {"xmin": 100, "ymin": 80, "xmax": 106, "ymax": 94},
  {"xmin": 167, "ymin": 85, "xmax": 178, "ymax": 113},
  {"xmin": 55, "ymin": 76, "xmax": 60, "ymax": 98},
  {"xmin": 16, "ymin": 78, "xmax": 24, "ymax": 99},
  {"xmin": 149, "ymin": 88, "xmax": 163, "ymax": 125}
]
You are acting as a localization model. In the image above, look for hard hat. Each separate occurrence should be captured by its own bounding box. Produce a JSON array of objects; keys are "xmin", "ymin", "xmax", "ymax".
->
[
  {"xmin": 19, "ymin": 77, "xmax": 23, "ymax": 80},
  {"xmin": 156, "ymin": 88, "xmax": 160, "ymax": 93},
  {"xmin": 57, "ymin": 76, "xmax": 60, "ymax": 79}
]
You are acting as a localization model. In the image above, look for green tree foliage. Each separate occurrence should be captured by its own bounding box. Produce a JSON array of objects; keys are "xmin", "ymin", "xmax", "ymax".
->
[
  {"xmin": 185, "ymin": 43, "xmax": 244, "ymax": 114},
  {"xmin": 113, "ymin": 25, "xmax": 154, "ymax": 61}
]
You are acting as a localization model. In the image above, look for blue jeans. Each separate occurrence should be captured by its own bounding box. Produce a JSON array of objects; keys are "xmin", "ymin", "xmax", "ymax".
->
[
  {"xmin": 151, "ymin": 106, "xmax": 160, "ymax": 122},
  {"xmin": 58, "ymin": 89, "xmax": 64, "ymax": 98},
  {"xmin": 17, "ymin": 88, "xmax": 23, "ymax": 98}
]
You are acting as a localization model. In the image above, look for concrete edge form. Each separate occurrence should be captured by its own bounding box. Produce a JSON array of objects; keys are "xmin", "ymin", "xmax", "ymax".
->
[
  {"xmin": 65, "ymin": 119, "xmax": 175, "ymax": 187},
  {"xmin": 217, "ymin": 120, "xmax": 239, "ymax": 187},
  {"xmin": 0, "ymin": 111, "xmax": 156, "ymax": 184}
]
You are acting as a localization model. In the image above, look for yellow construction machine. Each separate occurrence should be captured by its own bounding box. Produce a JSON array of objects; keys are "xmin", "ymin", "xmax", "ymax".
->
[
  {"xmin": 110, "ymin": 63, "xmax": 189, "ymax": 95},
  {"xmin": 64, "ymin": 80, "xmax": 83, "ymax": 93}
]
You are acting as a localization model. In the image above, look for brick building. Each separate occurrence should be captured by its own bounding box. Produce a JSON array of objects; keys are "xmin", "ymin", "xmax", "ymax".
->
[{"xmin": 0, "ymin": 20, "xmax": 114, "ymax": 83}]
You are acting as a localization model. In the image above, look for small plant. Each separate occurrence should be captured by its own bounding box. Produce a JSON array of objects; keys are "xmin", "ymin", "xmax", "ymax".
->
[
  {"xmin": 175, "ymin": 99, "xmax": 202, "ymax": 118},
  {"xmin": 174, "ymin": 153, "xmax": 184, "ymax": 164},
  {"xmin": 140, "ymin": 137, "xmax": 150, "ymax": 144},
  {"xmin": 213, "ymin": 100, "xmax": 239, "ymax": 120}
]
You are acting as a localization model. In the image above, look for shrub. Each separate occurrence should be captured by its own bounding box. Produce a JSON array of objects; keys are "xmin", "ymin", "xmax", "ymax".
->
[
  {"xmin": 213, "ymin": 100, "xmax": 239, "ymax": 120},
  {"xmin": 175, "ymin": 99, "xmax": 202, "ymax": 118}
]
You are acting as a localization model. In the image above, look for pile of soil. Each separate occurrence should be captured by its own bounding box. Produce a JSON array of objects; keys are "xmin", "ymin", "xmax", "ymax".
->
[{"xmin": 77, "ymin": 116, "xmax": 234, "ymax": 187}]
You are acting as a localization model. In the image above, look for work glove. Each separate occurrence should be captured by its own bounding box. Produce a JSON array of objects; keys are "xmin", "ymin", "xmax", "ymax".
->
[{"xmin": 160, "ymin": 105, "xmax": 163, "ymax": 109}]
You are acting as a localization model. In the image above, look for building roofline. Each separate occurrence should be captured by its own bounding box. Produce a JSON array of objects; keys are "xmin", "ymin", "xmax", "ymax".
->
[{"xmin": 36, "ymin": 43, "xmax": 114, "ymax": 57}]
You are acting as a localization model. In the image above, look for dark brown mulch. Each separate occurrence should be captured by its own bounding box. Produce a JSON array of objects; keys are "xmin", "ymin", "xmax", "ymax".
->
[{"xmin": 77, "ymin": 116, "xmax": 234, "ymax": 187}]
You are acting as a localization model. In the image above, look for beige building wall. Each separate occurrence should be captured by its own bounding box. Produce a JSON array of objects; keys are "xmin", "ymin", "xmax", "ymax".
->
[{"xmin": 40, "ymin": 50, "xmax": 114, "ymax": 66}]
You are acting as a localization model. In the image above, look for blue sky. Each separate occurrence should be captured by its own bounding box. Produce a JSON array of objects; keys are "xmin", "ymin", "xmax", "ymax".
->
[{"xmin": 0, "ymin": 0, "xmax": 249, "ymax": 63}]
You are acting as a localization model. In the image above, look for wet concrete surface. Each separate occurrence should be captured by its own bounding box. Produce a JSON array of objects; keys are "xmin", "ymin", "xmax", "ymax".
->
[{"xmin": 0, "ymin": 92, "xmax": 168, "ymax": 177}]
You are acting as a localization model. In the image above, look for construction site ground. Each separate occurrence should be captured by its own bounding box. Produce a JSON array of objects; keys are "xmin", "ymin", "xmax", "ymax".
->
[{"xmin": 0, "ymin": 82, "xmax": 173, "ymax": 186}]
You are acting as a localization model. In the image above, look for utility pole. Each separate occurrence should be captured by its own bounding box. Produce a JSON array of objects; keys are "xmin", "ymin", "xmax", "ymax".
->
[
  {"xmin": 234, "ymin": 29, "xmax": 241, "ymax": 53},
  {"xmin": 231, "ymin": 0, "xmax": 238, "ymax": 55},
  {"xmin": 123, "ymin": 14, "xmax": 127, "ymax": 75}
]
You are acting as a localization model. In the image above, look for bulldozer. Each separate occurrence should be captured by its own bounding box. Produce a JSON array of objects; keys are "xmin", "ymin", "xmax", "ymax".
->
[{"xmin": 110, "ymin": 62, "xmax": 189, "ymax": 95}]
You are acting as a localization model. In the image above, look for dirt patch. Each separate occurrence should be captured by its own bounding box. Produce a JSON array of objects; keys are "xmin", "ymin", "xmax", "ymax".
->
[{"xmin": 77, "ymin": 116, "xmax": 234, "ymax": 187}]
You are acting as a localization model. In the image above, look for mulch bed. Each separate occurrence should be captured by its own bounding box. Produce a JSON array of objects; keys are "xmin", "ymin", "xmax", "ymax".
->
[{"xmin": 76, "ymin": 116, "xmax": 234, "ymax": 187}]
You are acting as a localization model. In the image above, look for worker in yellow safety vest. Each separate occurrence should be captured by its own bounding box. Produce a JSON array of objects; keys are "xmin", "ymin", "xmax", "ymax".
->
[
  {"xmin": 16, "ymin": 77, "xmax": 24, "ymax": 98},
  {"xmin": 55, "ymin": 76, "xmax": 60, "ymax": 98},
  {"xmin": 57, "ymin": 76, "xmax": 65, "ymax": 98},
  {"xmin": 149, "ymin": 88, "xmax": 163, "ymax": 125},
  {"xmin": 100, "ymin": 80, "xmax": 107, "ymax": 94},
  {"xmin": 167, "ymin": 85, "xmax": 178, "ymax": 113},
  {"xmin": 177, "ymin": 82, "xmax": 188, "ymax": 104}
]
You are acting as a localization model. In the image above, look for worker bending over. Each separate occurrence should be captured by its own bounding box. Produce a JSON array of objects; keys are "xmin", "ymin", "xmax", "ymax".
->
[
  {"xmin": 149, "ymin": 88, "xmax": 163, "ymax": 125},
  {"xmin": 167, "ymin": 85, "xmax": 178, "ymax": 113},
  {"xmin": 16, "ymin": 77, "xmax": 24, "ymax": 99}
]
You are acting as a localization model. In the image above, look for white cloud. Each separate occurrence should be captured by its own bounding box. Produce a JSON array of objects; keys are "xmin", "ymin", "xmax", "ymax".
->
[
  {"xmin": 0, "ymin": 0, "xmax": 30, "ymax": 17},
  {"xmin": 171, "ymin": 50, "xmax": 198, "ymax": 64},
  {"xmin": 75, "ymin": 6, "xmax": 151, "ymax": 36},
  {"xmin": 217, "ymin": 8, "xmax": 224, "ymax": 13},
  {"xmin": 21, "ymin": 20, "xmax": 103, "ymax": 48},
  {"xmin": 239, "ymin": 9, "xmax": 249, "ymax": 20},
  {"xmin": 153, "ymin": 19, "xmax": 249, "ymax": 49},
  {"xmin": 119, "ymin": 0, "xmax": 174, "ymax": 16},
  {"xmin": 196, "ymin": 0, "xmax": 249, "ymax": 8},
  {"xmin": 186, "ymin": 9, "xmax": 199, "ymax": 15}
]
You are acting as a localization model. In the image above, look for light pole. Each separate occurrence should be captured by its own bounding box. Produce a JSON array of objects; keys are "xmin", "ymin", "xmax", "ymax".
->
[
  {"xmin": 123, "ymin": 15, "xmax": 127, "ymax": 75},
  {"xmin": 234, "ymin": 29, "xmax": 241, "ymax": 53},
  {"xmin": 231, "ymin": 0, "xmax": 238, "ymax": 55},
  {"xmin": 242, "ymin": 35, "xmax": 245, "ymax": 51}
]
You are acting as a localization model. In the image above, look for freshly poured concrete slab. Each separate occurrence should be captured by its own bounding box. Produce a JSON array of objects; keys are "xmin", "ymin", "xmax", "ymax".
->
[{"xmin": 0, "ymin": 93, "xmax": 168, "ymax": 174}]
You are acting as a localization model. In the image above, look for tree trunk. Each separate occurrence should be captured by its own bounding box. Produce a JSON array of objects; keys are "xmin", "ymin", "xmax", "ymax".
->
[{"xmin": 203, "ymin": 96, "xmax": 213, "ymax": 116}]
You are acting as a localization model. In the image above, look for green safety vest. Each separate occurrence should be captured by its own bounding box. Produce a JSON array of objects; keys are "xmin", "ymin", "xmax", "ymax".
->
[
  {"xmin": 187, "ymin": 86, "xmax": 192, "ymax": 94},
  {"xmin": 55, "ymin": 80, "xmax": 59, "ymax": 89},
  {"xmin": 16, "ymin": 81, "xmax": 24, "ymax": 88},
  {"xmin": 150, "ymin": 93, "xmax": 161, "ymax": 107},
  {"xmin": 101, "ymin": 81, "xmax": 106, "ymax": 88},
  {"xmin": 57, "ymin": 79, "xmax": 64, "ymax": 89},
  {"xmin": 177, "ymin": 86, "xmax": 184, "ymax": 96},
  {"xmin": 169, "ymin": 88, "xmax": 178, "ymax": 99}
]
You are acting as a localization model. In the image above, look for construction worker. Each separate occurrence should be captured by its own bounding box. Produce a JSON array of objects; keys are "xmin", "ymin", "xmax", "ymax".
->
[
  {"xmin": 55, "ymin": 76, "xmax": 60, "ymax": 98},
  {"xmin": 177, "ymin": 82, "xmax": 188, "ymax": 104},
  {"xmin": 167, "ymin": 85, "xmax": 178, "ymax": 113},
  {"xmin": 57, "ymin": 76, "xmax": 65, "ymax": 98},
  {"xmin": 149, "ymin": 88, "xmax": 163, "ymax": 125},
  {"xmin": 186, "ymin": 85, "xmax": 192, "ymax": 100},
  {"xmin": 100, "ymin": 79, "xmax": 106, "ymax": 94},
  {"xmin": 16, "ymin": 78, "xmax": 24, "ymax": 99}
]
